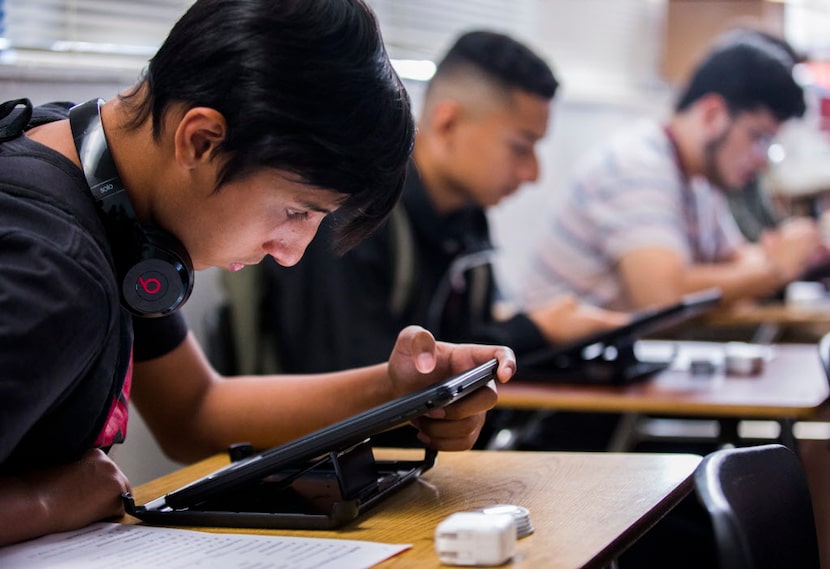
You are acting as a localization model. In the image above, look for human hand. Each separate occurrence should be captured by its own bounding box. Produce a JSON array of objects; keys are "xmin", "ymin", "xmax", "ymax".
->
[
  {"xmin": 0, "ymin": 449, "xmax": 131, "ymax": 546},
  {"xmin": 527, "ymin": 295, "xmax": 630, "ymax": 344},
  {"xmin": 761, "ymin": 218, "xmax": 823, "ymax": 284},
  {"xmin": 33, "ymin": 449, "xmax": 131, "ymax": 534},
  {"xmin": 386, "ymin": 325, "xmax": 516, "ymax": 451}
]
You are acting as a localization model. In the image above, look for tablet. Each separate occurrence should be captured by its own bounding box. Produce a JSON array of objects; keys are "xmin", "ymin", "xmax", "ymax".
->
[
  {"xmin": 517, "ymin": 288, "xmax": 722, "ymax": 384},
  {"xmin": 125, "ymin": 358, "xmax": 499, "ymax": 528}
]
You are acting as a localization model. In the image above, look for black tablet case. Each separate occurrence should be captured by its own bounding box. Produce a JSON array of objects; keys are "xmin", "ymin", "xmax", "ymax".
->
[
  {"xmin": 124, "ymin": 359, "xmax": 498, "ymax": 529},
  {"xmin": 517, "ymin": 288, "xmax": 722, "ymax": 385}
]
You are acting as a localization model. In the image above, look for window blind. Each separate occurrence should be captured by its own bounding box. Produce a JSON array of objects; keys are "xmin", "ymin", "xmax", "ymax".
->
[
  {"xmin": 3, "ymin": 0, "xmax": 191, "ymax": 56},
  {"xmin": 367, "ymin": 0, "xmax": 531, "ymax": 61},
  {"xmin": 2, "ymin": 0, "xmax": 526, "ymax": 60}
]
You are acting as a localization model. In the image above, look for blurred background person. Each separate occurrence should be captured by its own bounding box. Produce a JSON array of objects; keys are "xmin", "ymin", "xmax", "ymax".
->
[{"xmin": 521, "ymin": 28, "xmax": 828, "ymax": 313}]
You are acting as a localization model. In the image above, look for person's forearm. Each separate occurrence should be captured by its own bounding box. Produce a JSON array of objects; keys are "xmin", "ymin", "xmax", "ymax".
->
[
  {"xmin": 133, "ymin": 338, "xmax": 396, "ymax": 463},
  {"xmin": 194, "ymin": 365, "xmax": 394, "ymax": 458},
  {"xmin": 0, "ymin": 449, "xmax": 130, "ymax": 546},
  {"xmin": 0, "ymin": 475, "xmax": 52, "ymax": 546},
  {"xmin": 680, "ymin": 260, "xmax": 780, "ymax": 304}
]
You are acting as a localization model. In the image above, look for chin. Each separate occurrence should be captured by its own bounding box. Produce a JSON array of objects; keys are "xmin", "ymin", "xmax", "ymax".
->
[{"xmin": 493, "ymin": 189, "xmax": 517, "ymax": 205}]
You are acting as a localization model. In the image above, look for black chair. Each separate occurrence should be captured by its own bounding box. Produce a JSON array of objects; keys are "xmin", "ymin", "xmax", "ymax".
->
[
  {"xmin": 819, "ymin": 332, "xmax": 830, "ymax": 381},
  {"xmin": 694, "ymin": 443, "xmax": 820, "ymax": 569}
]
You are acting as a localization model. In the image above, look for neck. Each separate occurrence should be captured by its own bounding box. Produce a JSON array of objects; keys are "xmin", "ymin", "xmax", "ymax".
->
[
  {"xmin": 101, "ymin": 95, "xmax": 169, "ymax": 225},
  {"xmin": 412, "ymin": 140, "xmax": 467, "ymax": 215},
  {"xmin": 665, "ymin": 114, "xmax": 706, "ymax": 179}
]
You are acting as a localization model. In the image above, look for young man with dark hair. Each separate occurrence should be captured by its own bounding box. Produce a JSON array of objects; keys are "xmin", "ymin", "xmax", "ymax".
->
[
  {"xmin": 251, "ymin": 30, "xmax": 628, "ymax": 376},
  {"xmin": 522, "ymin": 28, "xmax": 826, "ymax": 312},
  {"xmin": 0, "ymin": 1, "xmax": 516, "ymax": 546}
]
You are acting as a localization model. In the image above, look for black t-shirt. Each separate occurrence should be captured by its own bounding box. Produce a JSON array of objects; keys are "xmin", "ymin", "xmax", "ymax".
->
[{"xmin": 0, "ymin": 101, "xmax": 187, "ymax": 473}]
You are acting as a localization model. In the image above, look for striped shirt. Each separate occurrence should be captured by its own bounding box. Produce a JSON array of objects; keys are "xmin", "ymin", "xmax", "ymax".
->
[{"xmin": 521, "ymin": 120, "xmax": 745, "ymax": 311}]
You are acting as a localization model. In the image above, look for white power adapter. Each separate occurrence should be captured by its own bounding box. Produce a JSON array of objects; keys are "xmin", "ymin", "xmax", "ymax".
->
[{"xmin": 434, "ymin": 511, "xmax": 517, "ymax": 566}]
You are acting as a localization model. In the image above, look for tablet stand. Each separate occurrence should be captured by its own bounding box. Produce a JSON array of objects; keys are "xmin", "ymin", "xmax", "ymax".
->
[{"xmin": 124, "ymin": 439, "xmax": 438, "ymax": 530}]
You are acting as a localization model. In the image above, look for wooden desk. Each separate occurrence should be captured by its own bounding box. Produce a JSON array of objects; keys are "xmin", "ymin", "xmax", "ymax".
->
[
  {"xmin": 125, "ymin": 449, "xmax": 701, "ymax": 569},
  {"xmin": 500, "ymin": 340, "xmax": 830, "ymax": 449},
  {"xmin": 702, "ymin": 302, "xmax": 830, "ymax": 327},
  {"xmin": 694, "ymin": 302, "xmax": 830, "ymax": 343}
]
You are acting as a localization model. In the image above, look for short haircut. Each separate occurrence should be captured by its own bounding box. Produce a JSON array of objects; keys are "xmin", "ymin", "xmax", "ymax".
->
[
  {"xmin": 429, "ymin": 30, "xmax": 559, "ymax": 101},
  {"xmin": 675, "ymin": 28, "xmax": 806, "ymax": 121},
  {"xmin": 121, "ymin": 0, "xmax": 415, "ymax": 251}
]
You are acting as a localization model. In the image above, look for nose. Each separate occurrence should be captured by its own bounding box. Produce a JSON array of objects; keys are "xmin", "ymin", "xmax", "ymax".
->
[
  {"xmin": 750, "ymin": 149, "xmax": 769, "ymax": 172},
  {"xmin": 264, "ymin": 230, "xmax": 315, "ymax": 267},
  {"xmin": 266, "ymin": 242, "xmax": 307, "ymax": 267},
  {"xmin": 520, "ymin": 153, "xmax": 540, "ymax": 183}
]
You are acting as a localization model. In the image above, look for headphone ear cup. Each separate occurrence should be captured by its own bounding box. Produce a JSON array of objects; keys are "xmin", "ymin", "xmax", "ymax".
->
[{"xmin": 120, "ymin": 226, "xmax": 194, "ymax": 317}]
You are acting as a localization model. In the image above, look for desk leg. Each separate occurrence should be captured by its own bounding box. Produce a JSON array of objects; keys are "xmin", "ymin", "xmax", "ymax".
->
[
  {"xmin": 778, "ymin": 418, "xmax": 798, "ymax": 453},
  {"xmin": 750, "ymin": 321, "xmax": 782, "ymax": 344},
  {"xmin": 484, "ymin": 409, "xmax": 551, "ymax": 451},
  {"xmin": 718, "ymin": 418, "xmax": 740, "ymax": 448},
  {"xmin": 606, "ymin": 413, "xmax": 642, "ymax": 452}
]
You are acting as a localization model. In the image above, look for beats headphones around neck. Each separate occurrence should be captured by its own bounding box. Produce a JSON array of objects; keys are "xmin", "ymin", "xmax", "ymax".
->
[{"xmin": 69, "ymin": 98, "xmax": 194, "ymax": 317}]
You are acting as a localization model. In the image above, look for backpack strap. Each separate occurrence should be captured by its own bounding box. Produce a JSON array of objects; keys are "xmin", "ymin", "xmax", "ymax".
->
[
  {"xmin": 0, "ymin": 99, "xmax": 33, "ymax": 142},
  {"xmin": 388, "ymin": 203, "xmax": 417, "ymax": 317}
]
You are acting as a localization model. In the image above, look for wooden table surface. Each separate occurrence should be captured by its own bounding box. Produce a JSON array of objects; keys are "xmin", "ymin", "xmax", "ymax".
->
[
  {"xmin": 701, "ymin": 302, "xmax": 830, "ymax": 327},
  {"xmin": 500, "ymin": 340, "xmax": 829, "ymax": 419},
  {"xmin": 125, "ymin": 449, "xmax": 701, "ymax": 568},
  {"xmin": 692, "ymin": 301, "xmax": 830, "ymax": 344}
]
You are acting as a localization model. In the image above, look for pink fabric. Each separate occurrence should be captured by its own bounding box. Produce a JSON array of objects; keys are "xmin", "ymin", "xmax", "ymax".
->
[{"xmin": 94, "ymin": 348, "xmax": 133, "ymax": 447}]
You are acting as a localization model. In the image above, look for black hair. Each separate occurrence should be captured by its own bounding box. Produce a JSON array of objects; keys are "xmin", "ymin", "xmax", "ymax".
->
[
  {"xmin": 121, "ymin": 0, "xmax": 414, "ymax": 251},
  {"xmin": 431, "ymin": 30, "xmax": 558, "ymax": 100},
  {"xmin": 675, "ymin": 29, "xmax": 806, "ymax": 121}
]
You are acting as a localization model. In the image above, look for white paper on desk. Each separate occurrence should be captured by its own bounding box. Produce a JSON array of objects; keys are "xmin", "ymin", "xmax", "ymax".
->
[{"xmin": 0, "ymin": 522, "xmax": 410, "ymax": 569}]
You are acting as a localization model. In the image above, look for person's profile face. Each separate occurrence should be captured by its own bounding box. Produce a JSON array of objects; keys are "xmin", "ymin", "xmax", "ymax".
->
[
  {"xmin": 166, "ymin": 167, "xmax": 345, "ymax": 271},
  {"xmin": 704, "ymin": 107, "xmax": 780, "ymax": 191},
  {"xmin": 449, "ymin": 90, "xmax": 550, "ymax": 207}
]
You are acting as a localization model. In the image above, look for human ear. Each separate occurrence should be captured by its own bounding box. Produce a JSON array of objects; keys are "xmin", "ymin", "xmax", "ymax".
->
[
  {"xmin": 430, "ymin": 100, "xmax": 464, "ymax": 141},
  {"xmin": 173, "ymin": 107, "xmax": 227, "ymax": 169},
  {"xmin": 699, "ymin": 94, "xmax": 731, "ymax": 137}
]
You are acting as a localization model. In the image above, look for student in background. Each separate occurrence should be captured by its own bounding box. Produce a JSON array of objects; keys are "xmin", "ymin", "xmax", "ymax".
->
[
  {"xmin": 0, "ymin": 0, "xmax": 516, "ymax": 546},
  {"xmin": 521, "ymin": 28, "xmax": 827, "ymax": 313},
  {"xmin": 727, "ymin": 178, "xmax": 783, "ymax": 242},
  {"xmin": 242, "ymin": 30, "xmax": 628, "ymax": 377}
]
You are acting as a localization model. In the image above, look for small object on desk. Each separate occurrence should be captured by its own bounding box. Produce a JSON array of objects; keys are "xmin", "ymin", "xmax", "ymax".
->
[
  {"xmin": 475, "ymin": 504, "xmax": 534, "ymax": 538},
  {"xmin": 689, "ymin": 358, "xmax": 718, "ymax": 377},
  {"xmin": 785, "ymin": 281, "xmax": 830, "ymax": 310},
  {"xmin": 724, "ymin": 342, "xmax": 765, "ymax": 376},
  {"xmin": 434, "ymin": 512, "xmax": 516, "ymax": 566}
]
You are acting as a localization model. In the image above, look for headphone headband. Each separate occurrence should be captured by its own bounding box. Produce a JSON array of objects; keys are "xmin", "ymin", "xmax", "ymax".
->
[{"xmin": 69, "ymin": 99, "xmax": 194, "ymax": 317}]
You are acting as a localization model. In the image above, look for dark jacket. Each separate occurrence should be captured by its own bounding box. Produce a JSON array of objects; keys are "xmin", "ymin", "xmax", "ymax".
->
[{"xmin": 255, "ymin": 160, "xmax": 546, "ymax": 373}]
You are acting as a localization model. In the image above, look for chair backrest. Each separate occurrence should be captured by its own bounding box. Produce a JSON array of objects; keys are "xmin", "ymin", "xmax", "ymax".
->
[
  {"xmin": 818, "ymin": 332, "xmax": 830, "ymax": 382},
  {"xmin": 694, "ymin": 443, "xmax": 820, "ymax": 569}
]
